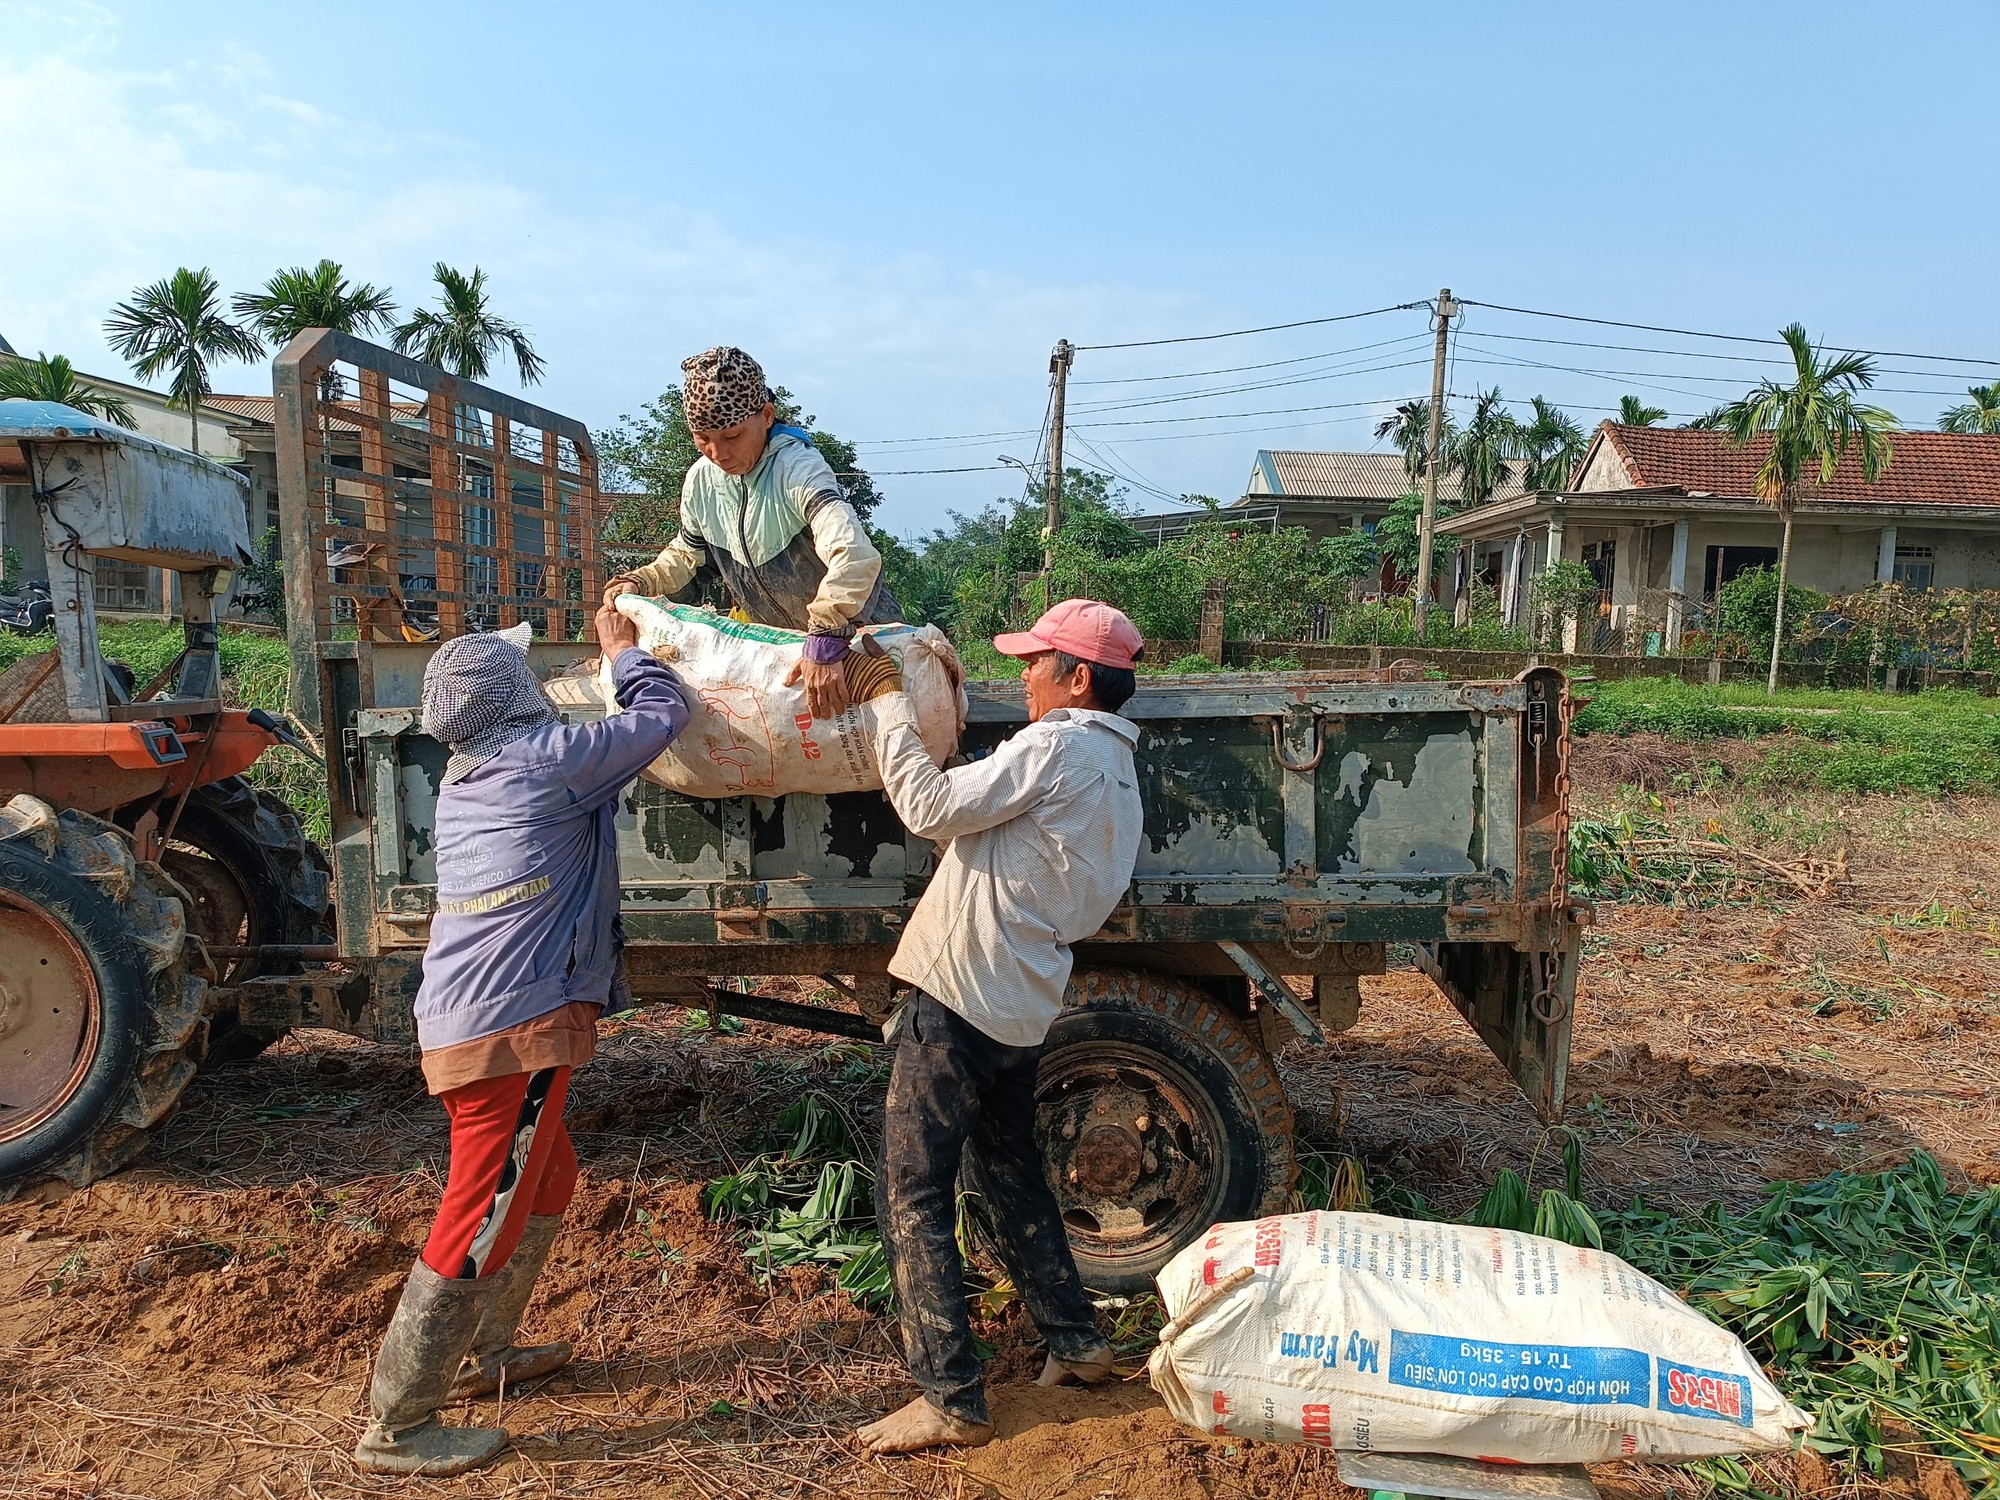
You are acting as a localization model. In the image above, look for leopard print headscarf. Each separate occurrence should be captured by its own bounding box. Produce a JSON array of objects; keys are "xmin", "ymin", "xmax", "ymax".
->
[{"xmin": 681, "ymin": 346, "xmax": 771, "ymax": 432}]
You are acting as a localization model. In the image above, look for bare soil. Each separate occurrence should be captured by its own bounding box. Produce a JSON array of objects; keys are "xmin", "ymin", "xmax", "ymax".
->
[{"xmin": 4, "ymin": 738, "xmax": 1995, "ymax": 1499}]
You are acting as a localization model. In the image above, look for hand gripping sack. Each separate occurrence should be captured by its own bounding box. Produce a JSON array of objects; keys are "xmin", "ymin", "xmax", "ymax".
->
[
  {"xmin": 1148, "ymin": 1210, "xmax": 1811, "ymax": 1463},
  {"xmin": 547, "ymin": 597, "xmax": 967, "ymax": 800}
]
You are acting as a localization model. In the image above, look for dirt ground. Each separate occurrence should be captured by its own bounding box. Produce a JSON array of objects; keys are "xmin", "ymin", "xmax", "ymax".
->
[{"xmin": 4, "ymin": 734, "xmax": 1995, "ymax": 1500}]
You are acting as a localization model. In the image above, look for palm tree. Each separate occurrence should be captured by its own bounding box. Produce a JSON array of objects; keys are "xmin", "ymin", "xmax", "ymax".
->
[
  {"xmin": 1449, "ymin": 387, "xmax": 1521, "ymax": 504},
  {"xmin": 1618, "ymin": 395, "xmax": 1669, "ymax": 427},
  {"xmin": 1374, "ymin": 398, "xmax": 1455, "ymax": 484},
  {"xmin": 1707, "ymin": 323, "xmax": 1897, "ymax": 693},
  {"xmin": 1938, "ymin": 382, "xmax": 2000, "ymax": 435},
  {"xmin": 1517, "ymin": 395, "xmax": 1587, "ymax": 491},
  {"xmin": 233, "ymin": 260, "xmax": 395, "ymax": 399},
  {"xmin": 0, "ymin": 352, "xmax": 137, "ymax": 426},
  {"xmin": 104, "ymin": 267, "xmax": 265, "ymax": 453},
  {"xmin": 391, "ymin": 263, "xmax": 544, "ymax": 385}
]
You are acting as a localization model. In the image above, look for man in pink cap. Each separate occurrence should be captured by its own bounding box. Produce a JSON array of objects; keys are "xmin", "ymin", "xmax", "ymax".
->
[{"xmin": 856, "ymin": 599, "xmax": 1146, "ymax": 1455}]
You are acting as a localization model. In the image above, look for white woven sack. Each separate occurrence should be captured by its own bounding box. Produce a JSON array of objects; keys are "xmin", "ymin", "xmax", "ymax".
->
[
  {"xmin": 546, "ymin": 597, "xmax": 967, "ymax": 800},
  {"xmin": 1148, "ymin": 1210, "xmax": 1811, "ymax": 1463}
]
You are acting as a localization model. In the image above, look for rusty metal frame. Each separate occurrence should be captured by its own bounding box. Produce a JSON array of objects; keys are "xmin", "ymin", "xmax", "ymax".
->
[{"xmin": 272, "ymin": 330, "xmax": 605, "ymax": 726}]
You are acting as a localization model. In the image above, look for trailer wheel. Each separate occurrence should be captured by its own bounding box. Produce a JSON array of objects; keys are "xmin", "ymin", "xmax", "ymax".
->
[
  {"xmin": 125, "ymin": 777, "xmax": 331, "ymax": 1066},
  {"xmin": 0, "ymin": 796, "xmax": 207, "ymax": 1190},
  {"xmin": 975, "ymin": 968, "xmax": 1295, "ymax": 1296}
]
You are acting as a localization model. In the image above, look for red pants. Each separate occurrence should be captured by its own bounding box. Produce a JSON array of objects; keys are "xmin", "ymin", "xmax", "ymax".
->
[{"xmin": 422, "ymin": 1066, "xmax": 579, "ymax": 1280}]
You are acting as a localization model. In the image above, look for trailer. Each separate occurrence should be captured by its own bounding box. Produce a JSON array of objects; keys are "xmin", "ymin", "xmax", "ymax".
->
[{"xmin": 15, "ymin": 330, "xmax": 1586, "ymax": 1290}]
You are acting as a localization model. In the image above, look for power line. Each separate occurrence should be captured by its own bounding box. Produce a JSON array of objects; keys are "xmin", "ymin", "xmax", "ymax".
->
[
  {"xmin": 1068, "ymin": 354, "xmax": 1433, "ymax": 414},
  {"xmin": 1069, "ymin": 332, "xmax": 1431, "ymax": 385},
  {"xmin": 1452, "ymin": 348, "xmax": 1968, "ymax": 402},
  {"xmin": 1458, "ymin": 299, "xmax": 2000, "ymax": 370},
  {"xmin": 1075, "ymin": 300, "xmax": 1428, "ymax": 352},
  {"xmin": 846, "ymin": 463, "xmax": 1013, "ymax": 476},
  {"xmin": 1459, "ymin": 328, "xmax": 1992, "ymax": 382}
]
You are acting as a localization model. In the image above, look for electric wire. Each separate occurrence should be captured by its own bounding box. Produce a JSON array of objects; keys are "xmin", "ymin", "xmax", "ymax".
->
[
  {"xmin": 1457, "ymin": 299, "xmax": 2000, "ymax": 369},
  {"xmin": 1068, "ymin": 332, "xmax": 1434, "ymax": 385},
  {"xmin": 1460, "ymin": 328, "xmax": 2000, "ymax": 383},
  {"xmin": 1074, "ymin": 300, "xmax": 1428, "ymax": 352}
]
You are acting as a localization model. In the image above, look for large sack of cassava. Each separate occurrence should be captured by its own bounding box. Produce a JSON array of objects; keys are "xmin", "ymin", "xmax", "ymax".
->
[
  {"xmin": 1148, "ymin": 1210, "xmax": 1811, "ymax": 1463},
  {"xmin": 545, "ymin": 596, "xmax": 967, "ymax": 800}
]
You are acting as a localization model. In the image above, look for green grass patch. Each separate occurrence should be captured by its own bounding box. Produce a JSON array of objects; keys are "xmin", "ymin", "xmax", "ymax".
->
[{"xmin": 1576, "ymin": 678, "xmax": 2000, "ymax": 794}]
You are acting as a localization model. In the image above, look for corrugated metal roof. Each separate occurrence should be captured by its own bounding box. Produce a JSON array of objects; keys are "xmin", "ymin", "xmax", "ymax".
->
[{"xmin": 1243, "ymin": 448, "xmax": 1531, "ymax": 503}]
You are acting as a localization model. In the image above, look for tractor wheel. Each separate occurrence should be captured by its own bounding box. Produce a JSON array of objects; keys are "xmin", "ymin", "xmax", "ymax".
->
[
  {"xmin": 126, "ymin": 777, "xmax": 331, "ymax": 1066},
  {"xmin": 966, "ymin": 968, "xmax": 1296, "ymax": 1297},
  {"xmin": 0, "ymin": 795, "xmax": 207, "ymax": 1190}
]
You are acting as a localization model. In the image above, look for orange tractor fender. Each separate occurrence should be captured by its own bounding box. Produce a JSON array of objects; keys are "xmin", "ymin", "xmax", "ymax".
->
[{"xmin": 0, "ymin": 712, "xmax": 284, "ymax": 816}]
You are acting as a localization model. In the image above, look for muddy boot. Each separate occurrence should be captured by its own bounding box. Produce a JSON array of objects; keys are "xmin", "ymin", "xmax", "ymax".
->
[
  {"xmin": 353, "ymin": 1261, "xmax": 510, "ymax": 1476},
  {"xmin": 450, "ymin": 1214, "xmax": 572, "ymax": 1401}
]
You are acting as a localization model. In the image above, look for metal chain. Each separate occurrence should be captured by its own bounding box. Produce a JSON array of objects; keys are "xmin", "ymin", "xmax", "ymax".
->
[
  {"xmin": 1530, "ymin": 680, "xmax": 1577, "ymax": 1028},
  {"xmin": 1548, "ymin": 682, "xmax": 1574, "ymax": 919}
]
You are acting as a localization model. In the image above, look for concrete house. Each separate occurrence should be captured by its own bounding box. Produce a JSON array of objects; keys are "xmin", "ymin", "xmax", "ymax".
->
[{"xmin": 1450, "ymin": 422, "xmax": 2000, "ymax": 651}]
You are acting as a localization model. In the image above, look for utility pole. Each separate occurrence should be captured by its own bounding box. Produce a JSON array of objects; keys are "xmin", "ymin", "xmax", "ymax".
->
[
  {"xmin": 1043, "ymin": 340, "xmax": 1074, "ymax": 597},
  {"xmin": 1413, "ymin": 288, "xmax": 1457, "ymax": 640}
]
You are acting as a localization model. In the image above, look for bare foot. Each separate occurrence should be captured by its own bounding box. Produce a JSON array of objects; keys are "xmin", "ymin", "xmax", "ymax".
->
[
  {"xmin": 1036, "ymin": 1346, "xmax": 1116, "ymax": 1387},
  {"xmin": 856, "ymin": 1396, "xmax": 994, "ymax": 1454}
]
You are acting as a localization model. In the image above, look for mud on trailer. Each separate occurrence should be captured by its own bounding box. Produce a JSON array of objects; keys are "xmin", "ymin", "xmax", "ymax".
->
[{"xmin": 2, "ymin": 332, "xmax": 1585, "ymax": 1289}]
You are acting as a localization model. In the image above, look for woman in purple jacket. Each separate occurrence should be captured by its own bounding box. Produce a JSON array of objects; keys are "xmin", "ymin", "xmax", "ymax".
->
[{"xmin": 352, "ymin": 603, "xmax": 688, "ymax": 1476}]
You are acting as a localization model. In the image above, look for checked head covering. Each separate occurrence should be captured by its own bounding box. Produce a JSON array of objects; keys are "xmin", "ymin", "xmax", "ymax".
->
[
  {"xmin": 681, "ymin": 346, "xmax": 771, "ymax": 432},
  {"xmin": 421, "ymin": 621, "xmax": 559, "ymax": 784}
]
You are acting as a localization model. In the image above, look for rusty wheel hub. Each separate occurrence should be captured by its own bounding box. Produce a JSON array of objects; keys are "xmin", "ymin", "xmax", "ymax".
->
[
  {"xmin": 0, "ymin": 890, "xmax": 102, "ymax": 1145},
  {"xmin": 1038, "ymin": 1051, "xmax": 1222, "ymax": 1265}
]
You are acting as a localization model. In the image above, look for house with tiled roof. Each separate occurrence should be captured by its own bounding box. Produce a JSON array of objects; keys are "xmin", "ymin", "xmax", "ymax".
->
[
  {"xmin": 1235, "ymin": 448, "xmax": 1530, "ymax": 539},
  {"xmin": 1448, "ymin": 422, "xmax": 2000, "ymax": 650}
]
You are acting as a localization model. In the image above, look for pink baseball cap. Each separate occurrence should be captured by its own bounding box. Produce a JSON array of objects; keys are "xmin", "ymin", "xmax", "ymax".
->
[{"xmin": 993, "ymin": 598, "xmax": 1145, "ymax": 670}]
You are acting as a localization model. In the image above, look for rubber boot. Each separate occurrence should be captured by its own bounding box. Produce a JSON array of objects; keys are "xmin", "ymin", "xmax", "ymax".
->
[
  {"xmin": 353, "ymin": 1260, "xmax": 511, "ymax": 1476},
  {"xmin": 450, "ymin": 1214, "xmax": 572, "ymax": 1401}
]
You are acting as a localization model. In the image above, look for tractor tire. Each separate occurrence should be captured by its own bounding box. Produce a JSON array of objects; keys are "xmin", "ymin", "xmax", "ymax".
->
[
  {"xmin": 0, "ymin": 795, "xmax": 208, "ymax": 1190},
  {"xmin": 966, "ymin": 967, "xmax": 1296, "ymax": 1297},
  {"xmin": 126, "ymin": 777, "xmax": 331, "ymax": 1066}
]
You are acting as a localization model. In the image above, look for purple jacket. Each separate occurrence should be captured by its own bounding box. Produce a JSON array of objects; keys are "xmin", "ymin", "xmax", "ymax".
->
[{"xmin": 414, "ymin": 648, "xmax": 689, "ymax": 1052}]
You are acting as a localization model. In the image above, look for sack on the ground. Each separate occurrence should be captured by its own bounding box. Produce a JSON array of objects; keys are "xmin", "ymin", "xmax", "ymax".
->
[
  {"xmin": 545, "ymin": 596, "xmax": 966, "ymax": 800},
  {"xmin": 1148, "ymin": 1209, "xmax": 1811, "ymax": 1463}
]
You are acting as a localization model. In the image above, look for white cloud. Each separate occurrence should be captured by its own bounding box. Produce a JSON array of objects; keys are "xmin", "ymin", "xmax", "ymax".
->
[{"xmin": 0, "ymin": 6, "xmax": 1208, "ymax": 530}]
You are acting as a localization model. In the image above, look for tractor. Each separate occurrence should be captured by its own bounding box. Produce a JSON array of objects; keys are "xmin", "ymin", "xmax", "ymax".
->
[{"xmin": 0, "ymin": 402, "xmax": 331, "ymax": 1187}]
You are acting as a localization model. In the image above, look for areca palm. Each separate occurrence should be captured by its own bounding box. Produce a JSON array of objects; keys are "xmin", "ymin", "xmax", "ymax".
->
[
  {"xmin": 391, "ymin": 263, "xmax": 544, "ymax": 385},
  {"xmin": 1517, "ymin": 395, "xmax": 1587, "ymax": 491},
  {"xmin": 1938, "ymin": 383, "xmax": 2000, "ymax": 435},
  {"xmin": 1618, "ymin": 395, "xmax": 1668, "ymax": 427},
  {"xmin": 0, "ymin": 352, "xmax": 137, "ymax": 426},
  {"xmin": 1708, "ymin": 323, "xmax": 1897, "ymax": 693},
  {"xmin": 104, "ymin": 267, "xmax": 265, "ymax": 452},
  {"xmin": 233, "ymin": 260, "xmax": 395, "ymax": 399},
  {"xmin": 1374, "ymin": 397, "xmax": 1455, "ymax": 484},
  {"xmin": 1449, "ymin": 387, "xmax": 1521, "ymax": 504}
]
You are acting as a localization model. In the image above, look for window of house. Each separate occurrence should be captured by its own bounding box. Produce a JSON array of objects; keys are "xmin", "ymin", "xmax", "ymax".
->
[
  {"xmin": 1703, "ymin": 545, "xmax": 1780, "ymax": 596},
  {"xmin": 1581, "ymin": 539, "xmax": 1616, "ymax": 591},
  {"xmin": 94, "ymin": 560, "xmax": 153, "ymax": 612},
  {"xmin": 1893, "ymin": 544, "xmax": 1934, "ymax": 592}
]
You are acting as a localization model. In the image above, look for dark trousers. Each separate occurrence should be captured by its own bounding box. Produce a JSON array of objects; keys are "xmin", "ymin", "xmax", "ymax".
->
[{"xmin": 876, "ymin": 992, "xmax": 1104, "ymax": 1425}]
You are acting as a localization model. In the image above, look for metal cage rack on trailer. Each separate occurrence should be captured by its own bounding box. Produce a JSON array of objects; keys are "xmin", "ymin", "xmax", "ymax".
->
[{"xmin": 272, "ymin": 329, "xmax": 606, "ymax": 685}]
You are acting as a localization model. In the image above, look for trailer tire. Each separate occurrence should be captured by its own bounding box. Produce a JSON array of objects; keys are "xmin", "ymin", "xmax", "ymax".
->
[
  {"xmin": 967, "ymin": 967, "xmax": 1295, "ymax": 1297},
  {"xmin": 0, "ymin": 796, "xmax": 207, "ymax": 1191},
  {"xmin": 126, "ymin": 777, "xmax": 331, "ymax": 1066}
]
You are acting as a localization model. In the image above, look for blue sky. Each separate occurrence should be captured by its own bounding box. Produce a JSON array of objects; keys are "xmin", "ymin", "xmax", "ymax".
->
[{"xmin": 4, "ymin": 0, "xmax": 1997, "ymax": 534}]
